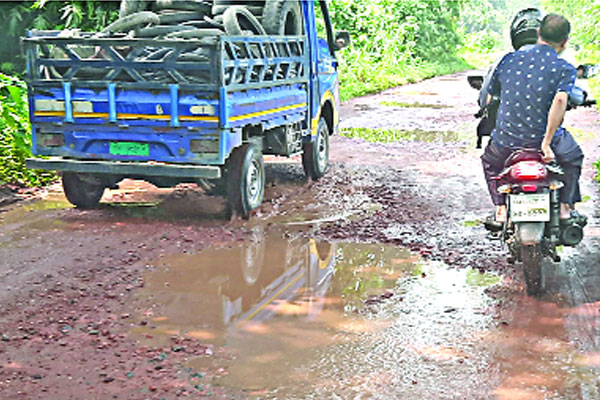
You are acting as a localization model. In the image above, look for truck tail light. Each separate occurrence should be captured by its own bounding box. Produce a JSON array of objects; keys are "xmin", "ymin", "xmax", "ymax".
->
[
  {"xmin": 38, "ymin": 134, "xmax": 65, "ymax": 147},
  {"xmin": 190, "ymin": 138, "xmax": 219, "ymax": 154}
]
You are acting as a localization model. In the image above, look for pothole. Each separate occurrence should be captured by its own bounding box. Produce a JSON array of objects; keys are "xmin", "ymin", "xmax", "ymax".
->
[{"xmin": 127, "ymin": 232, "xmax": 500, "ymax": 398}]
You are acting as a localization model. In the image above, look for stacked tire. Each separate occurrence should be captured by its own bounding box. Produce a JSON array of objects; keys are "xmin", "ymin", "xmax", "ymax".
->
[{"xmin": 112, "ymin": 0, "xmax": 303, "ymax": 39}]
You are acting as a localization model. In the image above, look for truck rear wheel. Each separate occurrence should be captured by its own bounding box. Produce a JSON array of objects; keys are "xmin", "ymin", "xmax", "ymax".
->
[
  {"xmin": 62, "ymin": 172, "xmax": 105, "ymax": 209},
  {"xmin": 227, "ymin": 144, "xmax": 265, "ymax": 219},
  {"xmin": 302, "ymin": 117, "xmax": 330, "ymax": 180}
]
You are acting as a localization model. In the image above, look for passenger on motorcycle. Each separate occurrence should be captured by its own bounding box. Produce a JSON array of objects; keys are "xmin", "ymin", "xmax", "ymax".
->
[
  {"xmin": 478, "ymin": 8, "xmax": 542, "ymax": 110},
  {"xmin": 481, "ymin": 13, "xmax": 583, "ymax": 224}
]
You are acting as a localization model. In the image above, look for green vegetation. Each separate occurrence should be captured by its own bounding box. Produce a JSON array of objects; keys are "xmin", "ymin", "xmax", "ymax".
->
[
  {"xmin": 380, "ymin": 101, "xmax": 452, "ymax": 109},
  {"xmin": 330, "ymin": 0, "xmax": 471, "ymax": 101},
  {"xmin": 340, "ymin": 127, "xmax": 462, "ymax": 144},
  {"xmin": 0, "ymin": 1, "xmax": 119, "ymax": 75},
  {"xmin": 0, "ymin": 73, "xmax": 55, "ymax": 186},
  {"xmin": 541, "ymin": 1, "xmax": 600, "ymax": 185},
  {"xmin": 465, "ymin": 268, "xmax": 500, "ymax": 287},
  {"xmin": 0, "ymin": 1, "xmax": 118, "ymax": 185},
  {"xmin": 456, "ymin": 0, "xmax": 541, "ymax": 68}
]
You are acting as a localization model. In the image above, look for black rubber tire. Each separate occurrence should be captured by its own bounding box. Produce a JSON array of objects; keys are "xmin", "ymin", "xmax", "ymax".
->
[
  {"xmin": 165, "ymin": 28, "xmax": 224, "ymax": 39},
  {"xmin": 522, "ymin": 245, "xmax": 542, "ymax": 296},
  {"xmin": 213, "ymin": 1, "xmax": 266, "ymax": 15},
  {"xmin": 181, "ymin": 20, "xmax": 213, "ymax": 28},
  {"xmin": 302, "ymin": 117, "xmax": 330, "ymax": 180},
  {"xmin": 222, "ymin": 6, "xmax": 267, "ymax": 36},
  {"xmin": 102, "ymin": 11, "xmax": 159, "ymax": 34},
  {"xmin": 134, "ymin": 24, "xmax": 195, "ymax": 38},
  {"xmin": 262, "ymin": 0, "xmax": 302, "ymax": 35},
  {"xmin": 200, "ymin": 15, "xmax": 224, "ymax": 29},
  {"xmin": 158, "ymin": 11, "xmax": 206, "ymax": 25},
  {"xmin": 155, "ymin": 0, "xmax": 211, "ymax": 12},
  {"xmin": 227, "ymin": 144, "xmax": 265, "ymax": 219},
  {"xmin": 119, "ymin": 0, "xmax": 148, "ymax": 18},
  {"xmin": 62, "ymin": 172, "xmax": 105, "ymax": 209}
]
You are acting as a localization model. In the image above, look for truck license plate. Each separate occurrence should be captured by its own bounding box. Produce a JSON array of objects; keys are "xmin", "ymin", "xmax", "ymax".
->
[
  {"xmin": 109, "ymin": 142, "xmax": 149, "ymax": 157},
  {"xmin": 510, "ymin": 193, "xmax": 550, "ymax": 222}
]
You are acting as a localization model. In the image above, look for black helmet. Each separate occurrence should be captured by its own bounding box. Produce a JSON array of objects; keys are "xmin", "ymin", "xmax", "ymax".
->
[{"xmin": 510, "ymin": 8, "xmax": 543, "ymax": 50}]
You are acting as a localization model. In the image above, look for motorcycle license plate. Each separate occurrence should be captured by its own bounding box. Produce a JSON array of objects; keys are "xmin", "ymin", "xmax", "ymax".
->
[{"xmin": 510, "ymin": 193, "xmax": 550, "ymax": 222}]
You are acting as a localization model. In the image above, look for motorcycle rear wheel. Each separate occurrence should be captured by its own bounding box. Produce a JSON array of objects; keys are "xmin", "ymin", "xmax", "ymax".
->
[{"xmin": 521, "ymin": 245, "xmax": 542, "ymax": 296}]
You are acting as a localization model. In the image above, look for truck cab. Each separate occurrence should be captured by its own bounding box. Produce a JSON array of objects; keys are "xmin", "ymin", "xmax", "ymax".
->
[{"xmin": 24, "ymin": 0, "xmax": 347, "ymax": 218}]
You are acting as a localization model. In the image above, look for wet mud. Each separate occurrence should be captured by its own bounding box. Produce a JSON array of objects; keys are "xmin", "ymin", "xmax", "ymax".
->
[
  {"xmin": 127, "ymin": 232, "xmax": 503, "ymax": 399},
  {"xmin": 1, "ymin": 71, "xmax": 600, "ymax": 399}
]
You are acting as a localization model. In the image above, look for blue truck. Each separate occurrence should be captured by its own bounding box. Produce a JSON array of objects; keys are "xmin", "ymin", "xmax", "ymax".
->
[{"xmin": 24, "ymin": 0, "xmax": 347, "ymax": 218}]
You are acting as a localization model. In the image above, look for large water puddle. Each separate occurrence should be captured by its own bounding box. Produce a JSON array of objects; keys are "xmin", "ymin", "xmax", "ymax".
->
[{"xmin": 129, "ymin": 231, "xmax": 504, "ymax": 398}]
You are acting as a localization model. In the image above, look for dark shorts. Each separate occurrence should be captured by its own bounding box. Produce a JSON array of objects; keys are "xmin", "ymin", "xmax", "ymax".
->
[{"xmin": 481, "ymin": 130, "xmax": 584, "ymax": 206}]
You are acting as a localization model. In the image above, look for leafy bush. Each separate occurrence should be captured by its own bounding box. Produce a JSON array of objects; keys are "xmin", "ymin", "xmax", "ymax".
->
[
  {"xmin": 330, "ymin": 0, "xmax": 470, "ymax": 100},
  {"xmin": 0, "ymin": 1, "xmax": 119, "ymax": 75},
  {"xmin": 0, "ymin": 73, "xmax": 55, "ymax": 186}
]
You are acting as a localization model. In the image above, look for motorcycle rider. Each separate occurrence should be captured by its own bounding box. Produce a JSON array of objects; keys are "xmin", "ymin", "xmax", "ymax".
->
[
  {"xmin": 481, "ymin": 13, "xmax": 584, "ymax": 224},
  {"xmin": 478, "ymin": 8, "xmax": 543, "ymax": 111}
]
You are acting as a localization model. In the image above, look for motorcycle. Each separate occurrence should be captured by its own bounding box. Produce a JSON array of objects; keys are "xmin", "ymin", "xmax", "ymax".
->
[
  {"xmin": 486, "ymin": 149, "xmax": 587, "ymax": 295},
  {"xmin": 467, "ymin": 69, "xmax": 596, "ymax": 295}
]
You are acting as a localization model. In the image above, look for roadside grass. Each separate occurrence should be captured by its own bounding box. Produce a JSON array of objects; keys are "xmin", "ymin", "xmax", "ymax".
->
[
  {"xmin": 380, "ymin": 101, "xmax": 452, "ymax": 109},
  {"xmin": 339, "ymin": 56, "xmax": 471, "ymax": 102},
  {"xmin": 589, "ymin": 78, "xmax": 600, "ymax": 187},
  {"xmin": 340, "ymin": 127, "xmax": 463, "ymax": 144},
  {"xmin": 0, "ymin": 73, "xmax": 56, "ymax": 186},
  {"xmin": 456, "ymin": 49, "xmax": 503, "ymax": 71}
]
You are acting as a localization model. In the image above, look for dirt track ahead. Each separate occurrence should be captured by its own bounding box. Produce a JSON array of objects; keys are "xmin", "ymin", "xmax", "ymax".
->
[{"xmin": 1, "ymin": 72, "xmax": 600, "ymax": 399}]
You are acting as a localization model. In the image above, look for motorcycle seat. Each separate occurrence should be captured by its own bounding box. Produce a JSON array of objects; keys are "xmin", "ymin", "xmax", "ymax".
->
[{"xmin": 504, "ymin": 148, "xmax": 543, "ymax": 167}]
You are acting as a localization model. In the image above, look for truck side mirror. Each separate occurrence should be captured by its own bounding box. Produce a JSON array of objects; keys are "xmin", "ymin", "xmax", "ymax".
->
[{"xmin": 334, "ymin": 30, "xmax": 350, "ymax": 50}]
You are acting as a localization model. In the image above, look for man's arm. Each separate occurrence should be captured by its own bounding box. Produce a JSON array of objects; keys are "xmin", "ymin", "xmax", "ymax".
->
[{"xmin": 541, "ymin": 91, "xmax": 569, "ymax": 162}]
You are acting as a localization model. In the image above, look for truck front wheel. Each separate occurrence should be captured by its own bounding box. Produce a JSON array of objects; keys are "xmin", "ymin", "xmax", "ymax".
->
[
  {"xmin": 227, "ymin": 144, "xmax": 265, "ymax": 219},
  {"xmin": 62, "ymin": 172, "xmax": 105, "ymax": 209},
  {"xmin": 302, "ymin": 117, "xmax": 330, "ymax": 180}
]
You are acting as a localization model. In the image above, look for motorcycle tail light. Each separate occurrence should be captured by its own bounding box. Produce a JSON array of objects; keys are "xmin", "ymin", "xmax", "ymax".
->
[
  {"xmin": 521, "ymin": 184, "xmax": 538, "ymax": 192},
  {"xmin": 510, "ymin": 161, "xmax": 547, "ymax": 181}
]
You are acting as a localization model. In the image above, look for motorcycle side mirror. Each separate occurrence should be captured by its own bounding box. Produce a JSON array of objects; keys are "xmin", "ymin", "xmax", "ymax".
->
[
  {"xmin": 335, "ymin": 30, "xmax": 350, "ymax": 50},
  {"xmin": 467, "ymin": 75, "xmax": 484, "ymax": 90},
  {"xmin": 577, "ymin": 63, "xmax": 599, "ymax": 79}
]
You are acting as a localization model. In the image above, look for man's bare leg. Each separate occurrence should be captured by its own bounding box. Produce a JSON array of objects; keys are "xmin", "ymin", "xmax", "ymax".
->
[
  {"xmin": 496, "ymin": 205, "xmax": 507, "ymax": 223},
  {"xmin": 560, "ymin": 203, "xmax": 573, "ymax": 219}
]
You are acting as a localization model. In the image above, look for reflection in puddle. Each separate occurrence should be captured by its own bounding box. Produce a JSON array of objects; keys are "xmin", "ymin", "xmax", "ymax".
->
[
  {"xmin": 130, "ymin": 233, "xmax": 501, "ymax": 398},
  {"xmin": 0, "ymin": 192, "xmax": 71, "ymax": 233}
]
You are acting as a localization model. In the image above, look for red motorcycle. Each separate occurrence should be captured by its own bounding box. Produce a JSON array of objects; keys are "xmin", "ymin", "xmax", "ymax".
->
[{"xmin": 484, "ymin": 149, "xmax": 587, "ymax": 295}]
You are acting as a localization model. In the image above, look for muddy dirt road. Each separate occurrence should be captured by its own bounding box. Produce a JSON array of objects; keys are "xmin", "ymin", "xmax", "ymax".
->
[{"xmin": 1, "ymin": 71, "xmax": 600, "ymax": 399}]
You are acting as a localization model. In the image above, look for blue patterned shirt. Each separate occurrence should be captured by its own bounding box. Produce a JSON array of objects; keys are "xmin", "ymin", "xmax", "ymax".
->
[{"xmin": 488, "ymin": 44, "xmax": 577, "ymax": 149}]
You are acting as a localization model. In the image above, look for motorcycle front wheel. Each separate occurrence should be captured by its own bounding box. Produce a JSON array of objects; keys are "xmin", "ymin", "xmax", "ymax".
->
[{"xmin": 521, "ymin": 244, "xmax": 542, "ymax": 296}]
